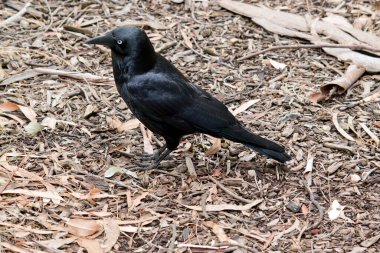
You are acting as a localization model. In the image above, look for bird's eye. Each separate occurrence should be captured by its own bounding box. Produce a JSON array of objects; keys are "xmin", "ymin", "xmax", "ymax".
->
[{"xmin": 117, "ymin": 40, "xmax": 123, "ymax": 45}]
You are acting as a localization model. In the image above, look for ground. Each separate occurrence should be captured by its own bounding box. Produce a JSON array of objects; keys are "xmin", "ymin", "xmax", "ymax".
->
[{"xmin": 0, "ymin": 0, "xmax": 379, "ymax": 252}]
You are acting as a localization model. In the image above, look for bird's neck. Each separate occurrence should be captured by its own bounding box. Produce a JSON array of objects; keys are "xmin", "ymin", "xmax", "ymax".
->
[{"xmin": 111, "ymin": 50, "xmax": 157, "ymax": 86}]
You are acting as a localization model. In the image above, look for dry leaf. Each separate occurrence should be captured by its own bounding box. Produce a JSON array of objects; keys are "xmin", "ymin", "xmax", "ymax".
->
[
  {"xmin": 140, "ymin": 125, "xmax": 154, "ymax": 154},
  {"xmin": 331, "ymin": 112, "xmax": 355, "ymax": 141},
  {"xmin": 19, "ymin": 105, "xmax": 37, "ymax": 122},
  {"xmin": 67, "ymin": 219, "xmax": 102, "ymax": 237},
  {"xmin": 98, "ymin": 219, "xmax": 120, "ymax": 252},
  {"xmin": 119, "ymin": 226, "xmax": 153, "ymax": 233},
  {"xmin": 2, "ymin": 189, "xmax": 63, "ymax": 201},
  {"xmin": 77, "ymin": 238, "xmax": 103, "ymax": 253},
  {"xmin": 310, "ymin": 64, "xmax": 366, "ymax": 102},
  {"xmin": 359, "ymin": 122, "xmax": 379, "ymax": 145},
  {"xmin": 232, "ymin": 99, "xmax": 260, "ymax": 116},
  {"xmin": 205, "ymin": 137, "xmax": 221, "ymax": 156},
  {"xmin": 37, "ymin": 238, "xmax": 76, "ymax": 250},
  {"xmin": 180, "ymin": 29, "xmax": 193, "ymax": 49},
  {"xmin": 185, "ymin": 156, "xmax": 197, "ymax": 179},
  {"xmin": 117, "ymin": 118, "xmax": 140, "ymax": 132},
  {"xmin": 183, "ymin": 199, "xmax": 262, "ymax": 211},
  {"xmin": 360, "ymin": 234, "xmax": 380, "ymax": 248},
  {"xmin": 0, "ymin": 102, "xmax": 20, "ymax": 112},
  {"xmin": 0, "ymin": 242, "xmax": 32, "ymax": 253},
  {"xmin": 268, "ymin": 58, "xmax": 287, "ymax": 70},
  {"xmin": 328, "ymin": 200, "xmax": 344, "ymax": 221},
  {"xmin": 41, "ymin": 117, "xmax": 57, "ymax": 130},
  {"xmin": 84, "ymin": 104, "xmax": 99, "ymax": 118},
  {"xmin": 203, "ymin": 221, "xmax": 231, "ymax": 242},
  {"xmin": 118, "ymin": 19, "xmax": 167, "ymax": 30},
  {"xmin": 350, "ymin": 174, "xmax": 361, "ymax": 183},
  {"xmin": 24, "ymin": 121, "xmax": 43, "ymax": 135},
  {"xmin": 129, "ymin": 192, "xmax": 149, "ymax": 210}
]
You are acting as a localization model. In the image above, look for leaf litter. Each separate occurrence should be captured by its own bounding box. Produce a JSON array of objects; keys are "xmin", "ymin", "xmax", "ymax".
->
[{"xmin": 0, "ymin": 0, "xmax": 379, "ymax": 252}]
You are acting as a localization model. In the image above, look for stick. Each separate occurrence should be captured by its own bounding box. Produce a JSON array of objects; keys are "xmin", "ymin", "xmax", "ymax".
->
[
  {"xmin": 238, "ymin": 43, "xmax": 380, "ymax": 61},
  {"xmin": 168, "ymin": 224, "xmax": 177, "ymax": 253},
  {"xmin": 71, "ymin": 168, "xmax": 161, "ymax": 201},
  {"xmin": 301, "ymin": 180, "xmax": 323, "ymax": 232},
  {"xmin": 208, "ymin": 176, "xmax": 253, "ymax": 204},
  {"xmin": 0, "ymin": 1, "xmax": 31, "ymax": 28}
]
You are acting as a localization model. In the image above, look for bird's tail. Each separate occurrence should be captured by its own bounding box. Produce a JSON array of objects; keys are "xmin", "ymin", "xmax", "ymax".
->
[{"xmin": 221, "ymin": 124, "xmax": 291, "ymax": 163}]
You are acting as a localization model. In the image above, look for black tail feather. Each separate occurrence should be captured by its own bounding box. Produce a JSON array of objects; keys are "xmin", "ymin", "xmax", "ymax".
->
[
  {"xmin": 220, "ymin": 124, "xmax": 291, "ymax": 163},
  {"xmin": 243, "ymin": 143, "xmax": 291, "ymax": 163}
]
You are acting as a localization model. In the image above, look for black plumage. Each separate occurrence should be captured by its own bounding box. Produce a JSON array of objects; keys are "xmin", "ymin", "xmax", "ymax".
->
[{"xmin": 87, "ymin": 26, "xmax": 291, "ymax": 169}]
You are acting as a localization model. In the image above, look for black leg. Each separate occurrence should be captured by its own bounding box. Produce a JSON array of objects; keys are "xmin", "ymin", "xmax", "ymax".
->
[
  {"xmin": 140, "ymin": 147, "xmax": 172, "ymax": 170},
  {"xmin": 140, "ymin": 144, "xmax": 167, "ymax": 160}
]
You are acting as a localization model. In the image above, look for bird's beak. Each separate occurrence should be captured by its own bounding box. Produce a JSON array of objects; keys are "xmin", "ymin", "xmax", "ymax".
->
[{"xmin": 86, "ymin": 33, "xmax": 113, "ymax": 47}]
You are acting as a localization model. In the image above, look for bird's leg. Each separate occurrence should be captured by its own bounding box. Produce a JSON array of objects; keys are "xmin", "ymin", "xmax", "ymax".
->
[
  {"xmin": 140, "ymin": 144, "xmax": 167, "ymax": 161},
  {"xmin": 140, "ymin": 147, "xmax": 172, "ymax": 170}
]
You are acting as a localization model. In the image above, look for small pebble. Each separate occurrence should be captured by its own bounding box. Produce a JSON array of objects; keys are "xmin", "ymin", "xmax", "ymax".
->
[{"xmin": 286, "ymin": 201, "xmax": 300, "ymax": 213}]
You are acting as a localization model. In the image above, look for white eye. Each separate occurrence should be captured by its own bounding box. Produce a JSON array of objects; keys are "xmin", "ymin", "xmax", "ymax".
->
[{"xmin": 117, "ymin": 40, "xmax": 123, "ymax": 45}]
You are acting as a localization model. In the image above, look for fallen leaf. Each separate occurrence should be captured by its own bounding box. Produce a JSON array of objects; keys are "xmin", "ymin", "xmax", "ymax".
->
[
  {"xmin": 0, "ymin": 102, "xmax": 19, "ymax": 112},
  {"xmin": 180, "ymin": 29, "xmax": 193, "ymax": 49},
  {"xmin": 2, "ymin": 189, "xmax": 63, "ymax": 201},
  {"xmin": 41, "ymin": 117, "xmax": 57, "ymax": 130},
  {"xmin": 350, "ymin": 174, "xmax": 361, "ymax": 183},
  {"xmin": 205, "ymin": 137, "xmax": 221, "ymax": 156},
  {"xmin": 104, "ymin": 166, "xmax": 124, "ymax": 178},
  {"xmin": 331, "ymin": 112, "xmax": 355, "ymax": 141},
  {"xmin": 119, "ymin": 226, "xmax": 153, "ymax": 233},
  {"xmin": 84, "ymin": 104, "xmax": 99, "ymax": 118},
  {"xmin": 77, "ymin": 238, "xmax": 103, "ymax": 253},
  {"xmin": 203, "ymin": 221, "xmax": 231, "ymax": 243},
  {"xmin": 0, "ymin": 242, "xmax": 31, "ymax": 253},
  {"xmin": 129, "ymin": 192, "xmax": 149, "ymax": 210},
  {"xmin": 36, "ymin": 238, "xmax": 76, "ymax": 250},
  {"xmin": 328, "ymin": 200, "xmax": 344, "ymax": 221},
  {"xmin": 117, "ymin": 118, "xmax": 140, "ymax": 132},
  {"xmin": 268, "ymin": 58, "xmax": 287, "ymax": 70},
  {"xmin": 232, "ymin": 99, "xmax": 260, "ymax": 116},
  {"xmin": 98, "ymin": 219, "xmax": 120, "ymax": 252},
  {"xmin": 360, "ymin": 233, "xmax": 380, "ymax": 247},
  {"xmin": 183, "ymin": 199, "xmax": 262, "ymax": 211},
  {"xmin": 67, "ymin": 219, "xmax": 102, "ymax": 237},
  {"xmin": 19, "ymin": 105, "xmax": 37, "ymax": 122},
  {"xmin": 104, "ymin": 166, "xmax": 139, "ymax": 179},
  {"xmin": 185, "ymin": 157, "xmax": 197, "ymax": 179},
  {"xmin": 359, "ymin": 122, "xmax": 379, "ymax": 145},
  {"xmin": 140, "ymin": 125, "xmax": 154, "ymax": 154},
  {"xmin": 206, "ymin": 184, "xmax": 217, "ymax": 202},
  {"xmin": 24, "ymin": 121, "xmax": 43, "ymax": 135}
]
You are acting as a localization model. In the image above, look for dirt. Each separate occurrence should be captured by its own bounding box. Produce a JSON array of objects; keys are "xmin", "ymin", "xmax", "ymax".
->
[{"xmin": 0, "ymin": 0, "xmax": 379, "ymax": 252}]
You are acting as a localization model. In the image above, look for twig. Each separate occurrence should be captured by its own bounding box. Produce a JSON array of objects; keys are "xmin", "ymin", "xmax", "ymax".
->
[
  {"xmin": 297, "ymin": 223, "xmax": 309, "ymax": 242},
  {"xmin": 156, "ymin": 41, "xmax": 177, "ymax": 53},
  {"xmin": 301, "ymin": 180, "xmax": 324, "ymax": 232},
  {"xmin": 208, "ymin": 176, "xmax": 253, "ymax": 204},
  {"xmin": 200, "ymin": 191, "xmax": 209, "ymax": 218},
  {"xmin": 168, "ymin": 224, "xmax": 177, "ymax": 253},
  {"xmin": 0, "ymin": 1, "xmax": 31, "ymax": 28},
  {"xmin": 238, "ymin": 43, "xmax": 380, "ymax": 61},
  {"xmin": 70, "ymin": 168, "xmax": 161, "ymax": 201},
  {"xmin": 214, "ymin": 242, "xmax": 260, "ymax": 253}
]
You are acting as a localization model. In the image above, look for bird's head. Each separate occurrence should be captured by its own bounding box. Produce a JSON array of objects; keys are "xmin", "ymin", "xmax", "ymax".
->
[{"xmin": 86, "ymin": 26, "xmax": 154, "ymax": 57}]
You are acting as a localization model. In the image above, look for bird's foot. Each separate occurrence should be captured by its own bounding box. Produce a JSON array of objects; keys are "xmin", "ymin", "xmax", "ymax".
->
[{"xmin": 139, "ymin": 145, "xmax": 167, "ymax": 161}]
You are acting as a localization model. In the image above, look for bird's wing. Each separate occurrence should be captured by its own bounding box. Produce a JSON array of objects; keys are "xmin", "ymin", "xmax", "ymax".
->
[
  {"xmin": 126, "ymin": 73, "xmax": 196, "ymax": 118},
  {"xmin": 125, "ymin": 72, "xmax": 237, "ymax": 134}
]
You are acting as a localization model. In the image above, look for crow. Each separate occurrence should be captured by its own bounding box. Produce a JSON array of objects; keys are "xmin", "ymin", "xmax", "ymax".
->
[{"xmin": 87, "ymin": 26, "xmax": 291, "ymax": 169}]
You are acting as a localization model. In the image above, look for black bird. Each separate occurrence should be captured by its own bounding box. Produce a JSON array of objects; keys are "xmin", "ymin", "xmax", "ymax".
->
[{"xmin": 87, "ymin": 26, "xmax": 291, "ymax": 169}]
